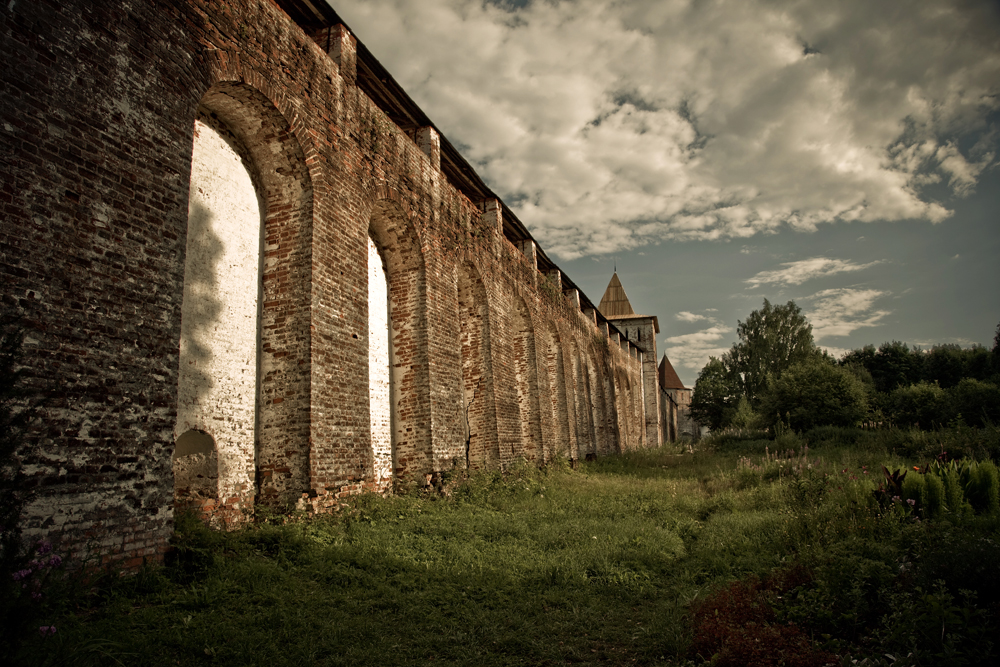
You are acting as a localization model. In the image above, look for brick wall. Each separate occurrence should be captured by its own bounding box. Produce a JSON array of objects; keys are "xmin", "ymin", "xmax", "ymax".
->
[{"xmin": 0, "ymin": 0, "xmax": 655, "ymax": 566}]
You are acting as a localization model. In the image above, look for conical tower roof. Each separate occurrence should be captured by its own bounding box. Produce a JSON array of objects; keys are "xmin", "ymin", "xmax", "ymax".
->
[
  {"xmin": 598, "ymin": 272, "xmax": 635, "ymax": 318},
  {"xmin": 658, "ymin": 353, "xmax": 687, "ymax": 390}
]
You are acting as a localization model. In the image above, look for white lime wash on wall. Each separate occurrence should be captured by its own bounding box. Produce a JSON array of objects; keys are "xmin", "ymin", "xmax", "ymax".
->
[
  {"xmin": 368, "ymin": 237, "xmax": 392, "ymax": 483},
  {"xmin": 174, "ymin": 115, "xmax": 264, "ymax": 507}
]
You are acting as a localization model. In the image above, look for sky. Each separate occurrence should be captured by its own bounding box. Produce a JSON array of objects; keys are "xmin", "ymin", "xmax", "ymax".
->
[{"xmin": 330, "ymin": 0, "xmax": 1000, "ymax": 388}]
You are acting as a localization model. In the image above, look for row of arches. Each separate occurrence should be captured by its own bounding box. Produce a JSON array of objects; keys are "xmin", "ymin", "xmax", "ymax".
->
[{"xmin": 171, "ymin": 80, "xmax": 644, "ymax": 521}]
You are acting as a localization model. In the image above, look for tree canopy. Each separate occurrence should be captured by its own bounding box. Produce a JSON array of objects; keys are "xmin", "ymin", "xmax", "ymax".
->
[
  {"xmin": 690, "ymin": 299, "xmax": 817, "ymax": 431},
  {"xmin": 728, "ymin": 299, "xmax": 816, "ymax": 405},
  {"xmin": 758, "ymin": 357, "xmax": 869, "ymax": 431}
]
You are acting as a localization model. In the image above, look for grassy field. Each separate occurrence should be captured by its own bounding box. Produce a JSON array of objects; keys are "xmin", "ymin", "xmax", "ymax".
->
[{"xmin": 6, "ymin": 427, "xmax": 1000, "ymax": 666}]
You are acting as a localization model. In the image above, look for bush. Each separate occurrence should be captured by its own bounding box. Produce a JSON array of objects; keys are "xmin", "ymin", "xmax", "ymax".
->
[
  {"xmin": 758, "ymin": 358, "xmax": 869, "ymax": 431},
  {"xmin": 887, "ymin": 382, "xmax": 952, "ymax": 429},
  {"xmin": 923, "ymin": 472, "xmax": 946, "ymax": 519},
  {"xmin": 965, "ymin": 460, "xmax": 1000, "ymax": 515},
  {"xmin": 901, "ymin": 472, "xmax": 926, "ymax": 513},
  {"xmin": 947, "ymin": 379, "xmax": 1000, "ymax": 428}
]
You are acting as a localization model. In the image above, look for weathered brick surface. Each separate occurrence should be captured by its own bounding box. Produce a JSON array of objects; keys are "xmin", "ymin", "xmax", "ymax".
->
[{"xmin": 1, "ymin": 0, "xmax": 658, "ymax": 565}]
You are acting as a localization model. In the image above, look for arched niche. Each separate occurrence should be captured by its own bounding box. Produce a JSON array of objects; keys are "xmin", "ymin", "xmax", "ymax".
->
[
  {"xmin": 457, "ymin": 261, "xmax": 497, "ymax": 469},
  {"xmin": 544, "ymin": 322, "xmax": 571, "ymax": 461},
  {"xmin": 175, "ymin": 81, "xmax": 313, "ymax": 520},
  {"xmin": 568, "ymin": 340, "xmax": 590, "ymax": 461},
  {"xmin": 173, "ymin": 429, "xmax": 219, "ymax": 511},
  {"xmin": 368, "ymin": 199, "xmax": 430, "ymax": 481},
  {"xmin": 584, "ymin": 356, "xmax": 601, "ymax": 459},
  {"xmin": 511, "ymin": 296, "xmax": 542, "ymax": 463},
  {"xmin": 601, "ymin": 362, "xmax": 621, "ymax": 454},
  {"xmin": 368, "ymin": 236, "xmax": 392, "ymax": 484}
]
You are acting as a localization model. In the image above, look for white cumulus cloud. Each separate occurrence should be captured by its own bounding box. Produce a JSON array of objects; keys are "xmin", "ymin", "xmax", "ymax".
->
[
  {"xmin": 663, "ymin": 324, "xmax": 733, "ymax": 377},
  {"xmin": 745, "ymin": 257, "xmax": 883, "ymax": 287},
  {"xmin": 332, "ymin": 0, "xmax": 1000, "ymax": 259},
  {"xmin": 676, "ymin": 311, "xmax": 712, "ymax": 323},
  {"xmin": 806, "ymin": 288, "xmax": 891, "ymax": 339}
]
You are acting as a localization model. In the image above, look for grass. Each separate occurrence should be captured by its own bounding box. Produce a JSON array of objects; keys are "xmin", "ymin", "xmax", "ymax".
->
[{"xmin": 6, "ymin": 429, "xmax": 1000, "ymax": 666}]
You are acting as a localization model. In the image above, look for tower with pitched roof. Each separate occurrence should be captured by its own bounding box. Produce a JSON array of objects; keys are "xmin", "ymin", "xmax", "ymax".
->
[
  {"xmin": 598, "ymin": 273, "xmax": 662, "ymax": 447},
  {"xmin": 658, "ymin": 352, "xmax": 696, "ymax": 439}
]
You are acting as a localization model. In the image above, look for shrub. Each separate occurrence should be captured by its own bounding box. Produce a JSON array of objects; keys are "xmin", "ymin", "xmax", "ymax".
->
[
  {"xmin": 901, "ymin": 472, "xmax": 926, "ymax": 514},
  {"xmin": 940, "ymin": 467, "xmax": 974, "ymax": 519},
  {"xmin": 758, "ymin": 358, "xmax": 869, "ymax": 431},
  {"xmin": 965, "ymin": 460, "xmax": 1000, "ymax": 515},
  {"xmin": 922, "ymin": 472, "xmax": 946, "ymax": 519},
  {"xmin": 689, "ymin": 571, "xmax": 835, "ymax": 667},
  {"xmin": 947, "ymin": 378, "xmax": 1000, "ymax": 428},
  {"xmin": 887, "ymin": 382, "xmax": 952, "ymax": 429}
]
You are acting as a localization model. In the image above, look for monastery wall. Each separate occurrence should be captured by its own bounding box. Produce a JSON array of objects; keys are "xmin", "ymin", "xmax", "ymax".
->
[{"xmin": 0, "ymin": 0, "xmax": 655, "ymax": 566}]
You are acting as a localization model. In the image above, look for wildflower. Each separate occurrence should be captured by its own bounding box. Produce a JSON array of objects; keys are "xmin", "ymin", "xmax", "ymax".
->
[
  {"xmin": 38, "ymin": 626, "xmax": 56, "ymax": 637},
  {"xmin": 912, "ymin": 466, "xmax": 920, "ymax": 472},
  {"xmin": 11, "ymin": 568, "xmax": 32, "ymax": 581},
  {"xmin": 907, "ymin": 499, "xmax": 916, "ymax": 506},
  {"xmin": 47, "ymin": 555, "xmax": 62, "ymax": 568},
  {"xmin": 892, "ymin": 496, "xmax": 901, "ymax": 502},
  {"xmin": 31, "ymin": 591, "xmax": 42, "ymax": 600},
  {"xmin": 36, "ymin": 542, "xmax": 52, "ymax": 555}
]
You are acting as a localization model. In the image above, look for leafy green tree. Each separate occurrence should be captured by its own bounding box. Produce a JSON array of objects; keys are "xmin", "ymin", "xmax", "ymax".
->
[
  {"xmin": 757, "ymin": 357, "xmax": 869, "ymax": 431},
  {"xmin": 887, "ymin": 381, "xmax": 951, "ymax": 429},
  {"xmin": 689, "ymin": 357, "xmax": 739, "ymax": 431},
  {"xmin": 992, "ymin": 321, "xmax": 1000, "ymax": 378},
  {"xmin": 727, "ymin": 299, "xmax": 816, "ymax": 406},
  {"xmin": 923, "ymin": 344, "xmax": 966, "ymax": 389},
  {"xmin": 948, "ymin": 378, "xmax": 1000, "ymax": 428},
  {"xmin": 873, "ymin": 341, "xmax": 925, "ymax": 393}
]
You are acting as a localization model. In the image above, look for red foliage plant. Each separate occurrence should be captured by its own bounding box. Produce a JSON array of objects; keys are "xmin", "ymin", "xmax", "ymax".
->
[{"xmin": 689, "ymin": 566, "xmax": 836, "ymax": 667}]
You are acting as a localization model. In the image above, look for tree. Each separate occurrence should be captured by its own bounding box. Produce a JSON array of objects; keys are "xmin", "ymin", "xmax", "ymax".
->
[
  {"xmin": 690, "ymin": 299, "xmax": 816, "ymax": 431},
  {"xmin": 887, "ymin": 381, "xmax": 951, "ymax": 429},
  {"xmin": 869, "ymin": 341, "xmax": 924, "ymax": 393},
  {"xmin": 758, "ymin": 357, "xmax": 869, "ymax": 431},
  {"xmin": 993, "ymin": 321, "xmax": 1000, "ymax": 377},
  {"xmin": 690, "ymin": 357, "xmax": 739, "ymax": 432},
  {"xmin": 948, "ymin": 378, "xmax": 1000, "ymax": 428},
  {"xmin": 727, "ymin": 299, "xmax": 816, "ymax": 407}
]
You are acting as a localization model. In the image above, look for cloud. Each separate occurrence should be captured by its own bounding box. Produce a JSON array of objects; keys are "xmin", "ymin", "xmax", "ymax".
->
[
  {"xmin": 805, "ymin": 288, "xmax": 891, "ymax": 339},
  {"xmin": 333, "ymin": 0, "xmax": 1000, "ymax": 259},
  {"xmin": 663, "ymin": 324, "xmax": 733, "ymax": 376},
  {"xmin": 745, "ymin": 257, "xmax": 883, "ymax": 287},
  {"xmin": 676, "ymin": 311, "xmax": 711, "ymax": 323}
]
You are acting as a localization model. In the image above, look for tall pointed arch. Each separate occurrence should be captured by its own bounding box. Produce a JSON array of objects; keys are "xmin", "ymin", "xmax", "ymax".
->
[
  {"xmin": 458, "ymin": 262, "xmax": 498, "ymax": 469},
  {"xmin": 512, "ymin": 296, "xmax": 543, "ymax": 462},
  {"xmin": 544, "ymin": 322, "xmax": 571, "ymax": 460}
]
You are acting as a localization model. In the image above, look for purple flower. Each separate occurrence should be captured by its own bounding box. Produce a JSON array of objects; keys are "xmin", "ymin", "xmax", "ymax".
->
[
  {"xmin": 38, "ymin": 626, "xmax": 56, "ymax": 637},
  {"xmin": 31, "ymin": 591, "xmax": 42, "ymax": 600},
  {"xmin": 907, "ymin": 498, "xmax": 916, "ymax": 506},
  {"xmin": 47, "ymin": 555, "xmax": 62, "ymax": 568},
  {"xmin": 36, "ymin": 542, "xmax": 52, "ymax": 555},
  {"xmin": 892, "ymin": 496, "xmax": 901, "ymax": 502},
  {"xmin": 11, "ymin": 569, "xmax": 32, "ymax": 582}
]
